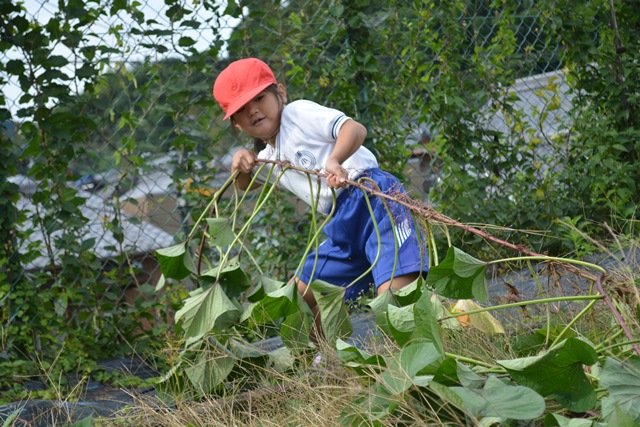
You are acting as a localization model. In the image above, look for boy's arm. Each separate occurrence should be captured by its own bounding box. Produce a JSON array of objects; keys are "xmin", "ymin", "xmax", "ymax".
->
[{"xmin": 324, "ymin": 119, "xmax": 367, "ymax": 188}]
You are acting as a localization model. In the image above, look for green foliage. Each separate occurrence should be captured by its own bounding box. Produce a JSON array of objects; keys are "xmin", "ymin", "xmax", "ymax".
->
[
  {"xmin": 498, "ymin": 338, "xmax": 598, "ymax": 412},
  {"xmin": 3, "ymin": 0, "xmax": 640, "ymax": 418},
  {"xmin": 0, "ymin": 0, "xmax": 195, "ymax": 400},
  {"xmin": 599, "ymin": 356, "xmax": 640, "ymax": 422}
]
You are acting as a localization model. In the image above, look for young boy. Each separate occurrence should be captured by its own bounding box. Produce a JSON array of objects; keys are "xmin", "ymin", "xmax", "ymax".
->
[{"xmin": 213, "ymin": 57, "xmax": 428, "ymax": 335}]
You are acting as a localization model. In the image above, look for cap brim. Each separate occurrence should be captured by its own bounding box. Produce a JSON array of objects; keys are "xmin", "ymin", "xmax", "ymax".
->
[{"xmin": 223, "ymin": 81, "xmax": 275, "ymax": 120}]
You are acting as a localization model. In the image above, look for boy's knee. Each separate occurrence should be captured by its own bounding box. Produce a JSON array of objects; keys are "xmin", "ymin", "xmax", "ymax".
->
[{"xmin": 377, "ymin": 272, "xmax": 420, "ymax": 295}]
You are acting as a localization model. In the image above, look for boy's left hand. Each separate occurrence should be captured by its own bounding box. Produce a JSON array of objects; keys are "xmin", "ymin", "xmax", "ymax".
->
[{"xmin": 324, "ymin": 158, "xmax": 348, "ymax": 188}]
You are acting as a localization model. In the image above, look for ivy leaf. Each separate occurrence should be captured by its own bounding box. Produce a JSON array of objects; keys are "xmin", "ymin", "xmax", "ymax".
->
[
  {"xmin": 310, "ymin": 280, "xmax": 352, "ymax": 345},
  {"xmin": 446, "ymin": 375, "xmax": 545, "ymax": 420},
  {"xmin": 426, "ymin": 247, "xmax": 488, "ymax": 301},
  {"xmin": 599, "ymin": 356, "xmax": 640, "ymax": 423},
  {"xmin": 175, "ymin": 284, "xmax": 240, "ymax": 340},
  {"xmin": 205, "ymin": 217, "xmax": 235, "ymax": 247},
  {"xmin": 156, "ymin": 243, "xmax": 192, "ymax": 280},
  {"xmin": 498, "ymin": 338, "xmax": 598, "ymax": 412}
]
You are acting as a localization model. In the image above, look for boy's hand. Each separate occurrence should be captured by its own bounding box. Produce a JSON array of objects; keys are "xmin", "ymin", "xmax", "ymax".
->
[
  {"xmin": 231, "ymin": 148, "xmax": 256, "ymax": 174},
  {"xmin": 231, "ymin": 148, "xmax": 257, "ymax": 190},
  {"xmin": 324, "ymin": 157, "xmax": 348, "ymax": 188}
]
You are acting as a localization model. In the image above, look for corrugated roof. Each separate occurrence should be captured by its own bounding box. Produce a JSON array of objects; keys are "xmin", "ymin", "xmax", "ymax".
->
[{"xmin": 17, "ymin": 188, "xmax": 176, "ymax": 270}]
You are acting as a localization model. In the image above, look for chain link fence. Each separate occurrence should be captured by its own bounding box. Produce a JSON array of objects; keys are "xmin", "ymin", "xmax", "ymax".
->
[{"xmin": 2, "ymin": 0, "xmax": 580, "ymax": 359}]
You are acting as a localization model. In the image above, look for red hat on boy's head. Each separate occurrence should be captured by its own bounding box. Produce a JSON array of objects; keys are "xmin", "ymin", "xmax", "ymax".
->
[{"xmin": 212, "ymin": 58, "xmax": 277, "ymax": 120}]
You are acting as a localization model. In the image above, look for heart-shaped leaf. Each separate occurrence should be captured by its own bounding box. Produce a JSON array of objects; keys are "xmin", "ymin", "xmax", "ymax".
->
[
  {"xmin": 310, "ymin": 280, "xmax": 352, "ymax": 345},
  {"xmin": 393, "ymin": 276, "xmax": 423, "ymax": 306},
  {"xmin": 367, "ymin": 289, "xmax": 397, "ymax": 335},
  {"xmin": 205, "ymin": 217, "xmax": 235, "ymax": 247},
  {"xmin": 280, "ymin": 298, "xmax": 313, "ymax": 352},
  {"xmin": 446, "ymin": 375, "xmax": 545, "ymax": 420},
  {"xmin": 185, "ymin": 353, "xmax": 234, "ymax": 394},
  {"xmin": 241, "ymin": 281, "xmax": 298, "ymax": 324},
  {"xmin": 175, "ymin": 284, "xmax": 240, "ymax": 339},
  {"xmin": 336, "ymin": 339, "xmax": 385, "ymax": 369},
  {"xmin": 247, "ymin": 276, "xmax": 286, "ymax": 303},
  {"xmin": 201, "ymin": 256, "xmax": 249, "ymax": 299},
  {"xmin": 156, "ymin": 243, "xmax": 192, "ymax": 280},
  {"xmin": 498, "ymin": 338, "xmax": 598, "ymax": 412},
  {"xmin": 412, "ymin": 290, "xmax": 444, "ymax": 356},
  {"xmin": 426, "ymin": 247, "xmax": 487, "ymax": 301},
  {"xmin": 600, "ymin": 356, "xmax": 640, "ymax": 423},
  {"xmin": 380, "ymin": 340, "xmax": 442, "ymax": 395},
  {"xmin": 387, "ymin": 304, "xmax": 415, "ymax": 346},
  {"xmin": 544, "ymin": 413, "xmax": 604, "ymax": 426}
]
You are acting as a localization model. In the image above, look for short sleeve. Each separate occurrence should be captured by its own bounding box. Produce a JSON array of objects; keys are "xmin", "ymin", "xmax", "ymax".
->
[{"xmin": 284, "ymin": 100, "xmax": 350, "ymax": 142}]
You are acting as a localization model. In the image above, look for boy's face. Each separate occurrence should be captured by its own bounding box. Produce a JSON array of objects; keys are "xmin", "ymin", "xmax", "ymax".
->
[{"xmin": 232, "ymin": 85, "xmax": 286, "ymax": 142}]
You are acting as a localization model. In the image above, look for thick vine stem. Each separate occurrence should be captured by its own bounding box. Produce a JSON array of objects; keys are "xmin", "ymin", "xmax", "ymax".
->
[{"xmin": 218, "ymin": 159, "xmax": 638, "ymax": 355}]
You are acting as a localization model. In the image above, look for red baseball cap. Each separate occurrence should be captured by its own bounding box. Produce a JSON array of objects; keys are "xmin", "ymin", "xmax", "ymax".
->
[{"xmin": 212, "ymin": 58, "xmax": 278, "ymax": 120}]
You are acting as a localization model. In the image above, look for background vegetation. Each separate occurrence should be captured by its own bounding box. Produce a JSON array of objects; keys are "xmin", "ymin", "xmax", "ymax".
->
[{"xmin": 0, "ymin": 0, "xmax": 638, "ymax": 425}]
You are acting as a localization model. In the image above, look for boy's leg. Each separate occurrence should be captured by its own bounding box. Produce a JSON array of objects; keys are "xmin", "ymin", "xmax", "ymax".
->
[
  {"xmin": 292, "ymin": 276, "xmax": 323, "ymax": 343},
  {"xmin": 376, "ymin": 272, "xmax": 420, "ymax": 295}
]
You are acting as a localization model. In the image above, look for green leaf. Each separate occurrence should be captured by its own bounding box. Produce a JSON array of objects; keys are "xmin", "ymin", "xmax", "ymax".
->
[
  {"xmin": 387, "ymin": 304, "xmax": 415, "ymax": 346},
  {"xmin": 336, "ymin": 339, "xmax": 385, "ymax": 369},
  {"xmin": 178, "ymin": 36, "xmax": 196, "ymax": 47},
  {"xmin": 448, "ymin": 375, "xmax": 545, "ymax": 420},
  {"xmin": 498, "ymin": 338, "xmax": 598, "ymax": 412},
  {"xmin": 241, "ymin": 281, "xmax": 298, "ymax": 324},
  {"xmin": 426, "ymin": 247, "xmax": 488, "ymax": 301},
  {"xmin": 247, "ymin": 276, "xmax": 285, "ymax": 302},
  {"xmin": 380, "ymin": 340, "xmax": 442, "ymax": 395},
  {"xmin": 393, "ymin": 277, "xmax": 423, "ymax": 306},
  {"xmin": 280, "ymin": 298, "xmax": 312, "ymax": 352},
  {"xmin": 185, "ymin": 353, "xmax": 234, "ymax": 393},
  {"xmin": 154, "ymin": 273, "xmax": 166, "ymax": 291},
  {"xmin": 310, "ymin": 280, "xmax": 352, "ymax": 345},
  {"xmin": 432, "ymin": 357, "xmax": 461, "ymax": 386},
  {"xmin": 156, "ymin": 243, "xmax": 192, "ymax": 280},
  {"xmin": 205, "ymin": 217, "xmax": 235, "ymax": 247},
  {"xmin": 544, "ymin": 413, "xmax": 603, "ymax": 426},
  {"xmin": 229, "ymin": 338, "xmax": 268, "ymax": 359},
  {"xmin": 70, "ymin": 417, "xmax": 93, "ymax": 427},
  {"xmin": 367, "ymin": 289, "xmax": 397, "ymax": 335},
  {"xmin": 175, "ymin": 285, "xmax": 240, "ymax": 339},
  {"xmin": 412, "ymin": 290, "xmax": 444, "ymax": 356},
  {"xmin": 267, "ymin": 346, "xmax": 295, "ymax": 372},
  {"xmin": 457, "ymin": 362, "xmax": 485, "ymax": 389},
  {"xmin": 340, "ymin": 386, "xmax": 397, "ymax": 425},
  {"xmin": 201, "ymin": 256, "xmax": 249, "ymax": 299},
  {"xmin": 600, "ymin": 356, "xmax": 640, "ymax": 423}
]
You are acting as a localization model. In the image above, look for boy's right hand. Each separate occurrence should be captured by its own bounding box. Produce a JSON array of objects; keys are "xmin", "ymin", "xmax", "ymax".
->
[{"xmin": 231, "ymin": 148, "xmax": 256, "ymax": 174}]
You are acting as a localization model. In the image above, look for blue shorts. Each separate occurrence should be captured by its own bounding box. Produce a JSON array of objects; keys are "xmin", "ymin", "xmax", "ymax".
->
[{"xmin": 296, "ymin": 168, "xmax": 429, "ymax": 300}]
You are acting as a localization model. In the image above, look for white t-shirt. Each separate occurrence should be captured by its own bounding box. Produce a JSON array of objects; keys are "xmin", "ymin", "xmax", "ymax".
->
[{"xmin": 256, "ymin": 100, "xmax": 379, "ymax": 214}]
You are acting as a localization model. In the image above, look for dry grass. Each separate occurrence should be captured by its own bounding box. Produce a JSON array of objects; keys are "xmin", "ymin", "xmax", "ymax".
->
[
  {"xmin": 100, "ymin": 338, "xmax": 464, "ymax": 427},
  {"xmin": 90, "ymin": 225, "xmax": 640, "ymax": 426}
]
